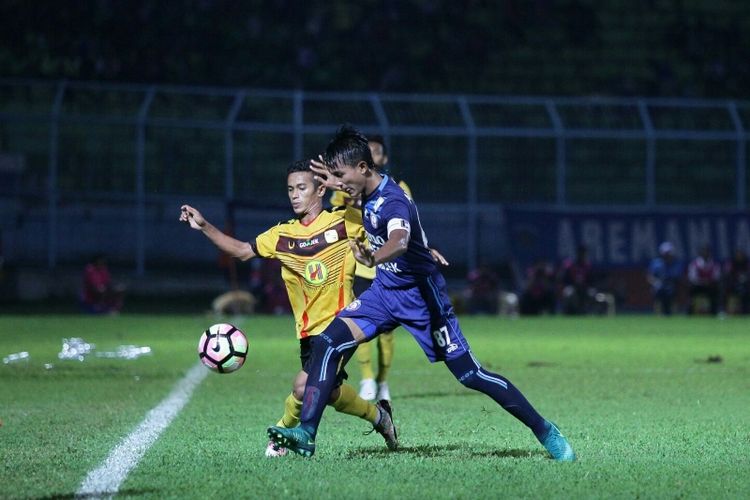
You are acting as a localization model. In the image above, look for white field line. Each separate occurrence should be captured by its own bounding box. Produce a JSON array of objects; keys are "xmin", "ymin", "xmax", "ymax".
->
[{"xmin": 76, "ymin": 363, "xmax": 209, "ymax": 498}]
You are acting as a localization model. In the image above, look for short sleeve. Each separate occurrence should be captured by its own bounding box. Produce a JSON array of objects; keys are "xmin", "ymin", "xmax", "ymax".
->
[
  {"xmin": 254, "ymin": 224, "xmax": 280, "ymax": 259},
  {"xmin": 380, "ymin": 195, "xmax": 412, "ymax": 236}
]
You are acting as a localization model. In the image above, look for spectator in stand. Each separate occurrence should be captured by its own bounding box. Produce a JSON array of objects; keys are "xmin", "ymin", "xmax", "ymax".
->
[
  {"xmin": 687, "ymin": 245, "xmax": 721, "ymax": 315},
  {"xmin": 558, "ymin": 245, "xmax": 594, "ymax": 315},
  {"xmin": 80, "ymin": 254, "xmax": 125, "ymax": 314},
  {"xmin": 647, "ymin": 241, "xmax": 683, "ymax": 315},
  {"xmin": 520, "ymin": 259, "xmax": 556, "ymax": 315},
  {"xmin": 724, "ymin": 248, "xmax": 749, "ymax": 314},
  {"xmin": 464, "ymin": 262, "xmax": 500, "ymax": 314}
]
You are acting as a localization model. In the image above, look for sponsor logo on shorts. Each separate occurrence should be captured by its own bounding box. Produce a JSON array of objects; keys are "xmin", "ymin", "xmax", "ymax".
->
[
  {"xmin": 346, "ymin": 299, "xmax": 361, "ymax": 311},
  {"xmin": 446, "ymin": 343, "xmax": 459, "ymax": 354}
]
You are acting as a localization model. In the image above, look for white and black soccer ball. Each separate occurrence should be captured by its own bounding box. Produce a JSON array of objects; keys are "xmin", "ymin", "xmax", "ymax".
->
[{"xmin": 197, "ymin": 323, "xmax": 248, "ymax": 374}]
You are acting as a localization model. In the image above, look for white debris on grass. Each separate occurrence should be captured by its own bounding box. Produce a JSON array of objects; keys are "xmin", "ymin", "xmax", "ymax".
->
[
  {"xmin": 96, "ymin": 345, "xmax": 152, "ymax": 360},
  {"xmin": 2, "ymin": 351, "xmax": 30, "ymax": 364},
  {"xmin": 58, "ymin": 337, "xmax": 95, "ymax": 361}
]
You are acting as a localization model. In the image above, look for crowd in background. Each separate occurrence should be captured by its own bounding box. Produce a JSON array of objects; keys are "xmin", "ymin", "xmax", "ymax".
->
[
  {"xmin": 457, "ymin": 243, "xmax": 749, "ymax": 317},
  {"xmin": 460, "ymin": 244, "xmax": 613, "ymax": 317},
  {"xmin": 648, "ymin": 243, "xmax": 749, "ymax": 316}
]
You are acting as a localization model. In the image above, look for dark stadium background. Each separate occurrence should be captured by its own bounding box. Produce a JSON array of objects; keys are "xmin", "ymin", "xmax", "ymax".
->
[{"xmin": 1, "ymin": 0, "xmax": 749, "ymax": 314}]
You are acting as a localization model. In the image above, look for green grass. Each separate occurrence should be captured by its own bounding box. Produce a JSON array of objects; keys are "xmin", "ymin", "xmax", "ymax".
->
[{"xmin": 1, "ymin": 315, "xmax": 749, "ymax": 499}]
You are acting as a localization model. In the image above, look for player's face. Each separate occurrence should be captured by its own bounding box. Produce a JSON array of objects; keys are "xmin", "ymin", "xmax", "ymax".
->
[
  {"xmin": 330, "ymin": 160, "xmax": 368, "ymax": 198},
  {"xmin": 368, "ymin": 141, "xmax": 388, "ymax": 169},
  {"xmin": 287, "ymin": 171, "xmax": 323, "ymax": 217}
]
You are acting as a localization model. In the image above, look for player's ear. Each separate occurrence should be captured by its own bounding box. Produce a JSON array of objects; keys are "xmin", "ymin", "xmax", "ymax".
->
[
  {"xmin": 357, "ymin": 160, "xmax": 369, "ymax": 173},
  {"xmin": 382, "ymin": 154, "xmax": 389, "ymax": 166}
]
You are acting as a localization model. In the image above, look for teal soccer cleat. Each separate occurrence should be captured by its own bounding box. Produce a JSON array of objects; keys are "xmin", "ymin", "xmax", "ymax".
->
[
  {"xmin": 267, "ymin": 426, "xmax": 316, "ymax": 458},
  {"xmin": 539, "ymin": 421, "xmax": 577, "ymax": 462}
]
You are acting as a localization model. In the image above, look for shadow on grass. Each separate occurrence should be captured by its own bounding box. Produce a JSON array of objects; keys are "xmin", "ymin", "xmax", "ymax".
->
[
  {"xmin": 527, "ymin": 360, "xmax": 556, "ymax": 367},
  {"xmin": 473, "ymin": 448, "xmax": 548, "ymax": 459},
  {"xmin": 396, "ymin": 391, "xmax": 477, "ymax": 400},
  {"xmin": 34, "ymin": 488, "xmax": 158, "ymax": 499},
  {"xmin": 346, "ymin": 444, "xmax": 546, "ymax": 460}
]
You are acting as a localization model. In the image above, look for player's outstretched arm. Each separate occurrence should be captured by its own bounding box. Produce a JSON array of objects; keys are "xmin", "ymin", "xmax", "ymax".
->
[{"xmin": 179, "ymin": 204, "xmax": 256, "ymax": 261}]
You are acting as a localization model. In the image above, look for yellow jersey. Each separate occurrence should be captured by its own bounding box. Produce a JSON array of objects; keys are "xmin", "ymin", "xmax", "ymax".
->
[
  {"xmin": 254, "ymin": 206, "xmax": 363, "ymax": 339},
  {"xmin": 329, "ymin": 179, "xmax": 412, "ymax": 280}
]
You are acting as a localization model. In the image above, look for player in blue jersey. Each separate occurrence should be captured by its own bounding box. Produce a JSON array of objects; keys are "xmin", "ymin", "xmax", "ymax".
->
[{"xmin": 268, "ymin": 125, "xmax": 576, "ymax": 461}]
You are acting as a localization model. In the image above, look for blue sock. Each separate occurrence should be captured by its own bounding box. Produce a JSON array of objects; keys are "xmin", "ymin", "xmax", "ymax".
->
[
  {"xmin": 299, "ymin": 318, "xmax": 358, "ymax": 438},
  {"xmin": 446, "ymin": 352, "xmax": 548, "ymax": 439}
]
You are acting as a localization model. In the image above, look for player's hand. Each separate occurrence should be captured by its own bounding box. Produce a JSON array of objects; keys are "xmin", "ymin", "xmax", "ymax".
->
[
  {"xmin": 179, "ymin": 204, "xmax": 206, "ymax": 230},
  {"xmin": 350, "ymin": 240, "xmax": 376, "ymax": 267},
  {"xmin": 430, "ymin": 248, "xmax": 450, "ymax": 266},
  {"xmin": 310, "ymin": 155, "xmax": 345, "ymax": 191}
]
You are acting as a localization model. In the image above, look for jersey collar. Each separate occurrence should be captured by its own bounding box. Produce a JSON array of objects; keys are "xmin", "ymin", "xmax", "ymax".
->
[{"xmin": 365, "ymin": 174, "xmax": 389, "ymax": 202}]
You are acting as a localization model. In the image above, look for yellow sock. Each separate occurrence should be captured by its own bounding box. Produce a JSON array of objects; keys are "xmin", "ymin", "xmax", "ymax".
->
[
  {"xmin": 332, "ymin": 383, "xmax": 378, "ymax": 423},
  {"xmin": 376, "ymin": 331, "xmax": 395, "ymax": 383},
  {"xmin": 276, "ymin": 393, "xmax": 302, "ymax": 428},
  {"xmin": 355, "ymin": 342, "xmax": 375, "ymax": 380}
]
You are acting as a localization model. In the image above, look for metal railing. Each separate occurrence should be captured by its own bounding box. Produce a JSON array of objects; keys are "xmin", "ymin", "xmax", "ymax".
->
[{"xmin": 1, "ymin": 78, "xmax": 748, "ymax": 273}]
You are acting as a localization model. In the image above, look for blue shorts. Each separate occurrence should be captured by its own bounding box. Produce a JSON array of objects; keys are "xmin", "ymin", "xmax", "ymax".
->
[{"xmin": 338, "ymin": 272, "xmax": 471, "ymax": 362}]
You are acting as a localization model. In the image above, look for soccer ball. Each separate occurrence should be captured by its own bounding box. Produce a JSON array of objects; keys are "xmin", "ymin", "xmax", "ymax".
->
[{"xmin": 197, "ymin": 323, "xmax": 248, "ymax": 373}]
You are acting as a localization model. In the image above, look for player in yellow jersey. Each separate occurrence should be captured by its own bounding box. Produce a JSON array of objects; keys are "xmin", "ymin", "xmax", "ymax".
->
[
  {"xmin": 328, "ymin": 135, "xmax": 447, "ymax": 401},
  {"xmin": 180, "ymin": 160, "xmax": 397, "ymax": 457}
]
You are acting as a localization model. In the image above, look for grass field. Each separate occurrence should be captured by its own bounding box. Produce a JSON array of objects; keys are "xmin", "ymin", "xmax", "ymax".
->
[{"xmin": 1, "ymin": 314, "xmax": 749, "ymax": 499}]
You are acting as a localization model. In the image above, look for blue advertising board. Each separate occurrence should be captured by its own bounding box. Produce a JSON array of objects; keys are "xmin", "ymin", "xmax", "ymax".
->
[{"xmin": 505, "ymin": 208, "xmax": 750, "ymax": 269}]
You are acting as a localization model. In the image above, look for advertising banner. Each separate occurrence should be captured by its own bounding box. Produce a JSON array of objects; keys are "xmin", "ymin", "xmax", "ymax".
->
[{"xmin": 506, "ymin": 208, "xmax": 750, "ymax": 269}]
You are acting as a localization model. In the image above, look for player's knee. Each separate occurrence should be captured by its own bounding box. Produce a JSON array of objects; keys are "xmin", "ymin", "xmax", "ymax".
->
[
  {"xmin": 317, "ymin": 317, "xmax": 357, "ymax": 352},
  {"xmin": 446, "ymin": 352, "xmax": 483, "ymax": 391}
]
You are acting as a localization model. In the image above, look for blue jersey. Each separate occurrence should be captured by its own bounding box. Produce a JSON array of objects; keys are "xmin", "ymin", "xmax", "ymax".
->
[{"xmin": 362, "ymin": 175, "xmax": 436, "ymax": 288}]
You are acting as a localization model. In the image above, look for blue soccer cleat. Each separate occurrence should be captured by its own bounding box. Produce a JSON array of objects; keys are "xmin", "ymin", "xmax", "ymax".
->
[
  {"xmin": 267, "ymin": 426, "xmax": 316, "ymax": 457},
  {"xmin": 539, "ymin": 421, "xmax": 576, "ymax": 461}
]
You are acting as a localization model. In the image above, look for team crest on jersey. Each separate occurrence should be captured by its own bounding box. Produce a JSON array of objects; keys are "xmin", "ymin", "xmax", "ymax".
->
[
  {"xmin": 369, "ymin": 212, "xmax": 379, "ymax": 228},
  {"xmin": 324, "ymin": 229, "xmax": 339, "ymax": 243},
  {"xmin": 304, "ymin": 260, "xmax": 328, "ymax": 285},
  {"xmin": 346, "ymin": 299, "xmax": 361, "ymax": 311}
]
